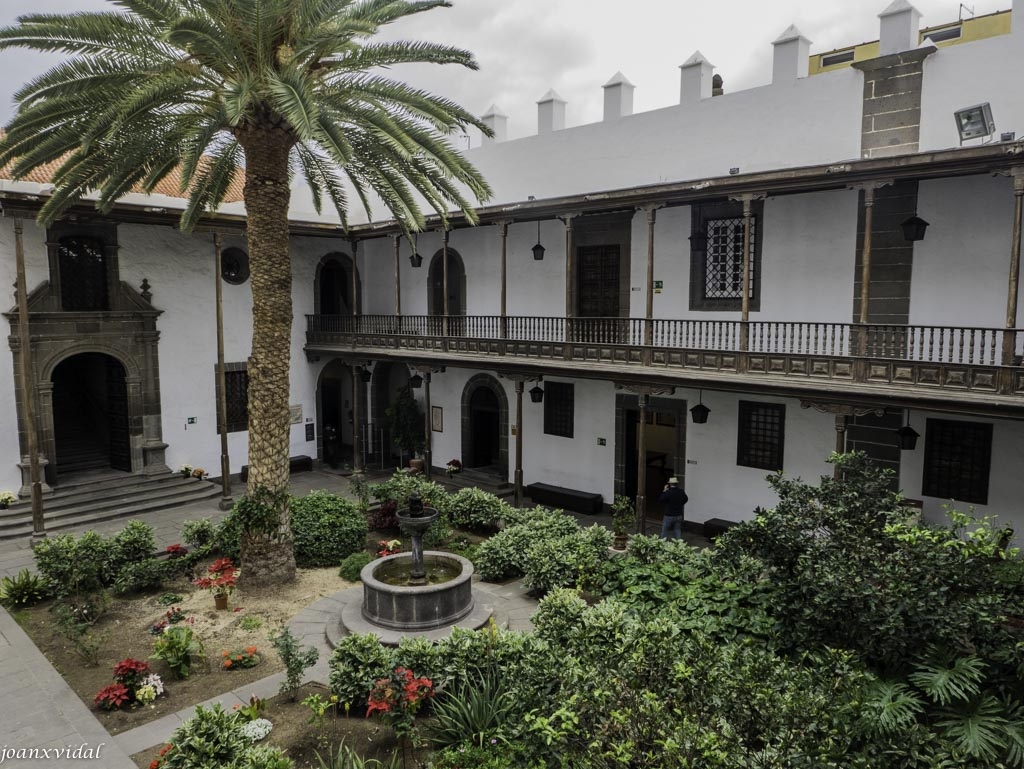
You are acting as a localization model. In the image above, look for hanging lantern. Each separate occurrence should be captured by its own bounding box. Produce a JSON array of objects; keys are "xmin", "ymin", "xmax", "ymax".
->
[
  {"xmin": 900, "ymin": 216, "xmax": 929, "ymax": 242},
  {"xmin": 359, "ymin": 367, "xmax": 372, "ymax": 383},
  {"xmin": 529, "ymin": 384, "xmax": 545, "ymax": 403},
  {"xmin": 532, "ymin": 220, "xmax": 545, "ymax": 261},
  {"xmin": 409, "ymin": 233, "xmax": 422, "ymax": 267},
  {"xmin": 409, "ymin": 373, "xmax": 423, "ymax": 389},
  {"xmin": 896, "ymin": 424, "xmax": 919, "ymax": 451},
  {"xmin": 689, "ymin": 391, "xmax": 710, "ymax": 424}
]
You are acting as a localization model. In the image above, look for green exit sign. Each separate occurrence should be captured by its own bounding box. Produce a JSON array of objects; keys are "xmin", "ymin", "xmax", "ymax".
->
[{"xmin": 654, "ymin": 280, "xmax": 663, "ymax": 289}]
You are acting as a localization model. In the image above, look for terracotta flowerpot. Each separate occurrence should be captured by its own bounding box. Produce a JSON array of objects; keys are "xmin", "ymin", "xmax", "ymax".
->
[
  {"xmin": 409, "ymin": 458, "xmax": 425, "ymax": 472},
  {"xmin": 613, "ymin": 533, "xmax": 629, "ymax": 551},
  {"xmin": 214, "ymin": 594, "xmax": 229, "ymax": 610}
]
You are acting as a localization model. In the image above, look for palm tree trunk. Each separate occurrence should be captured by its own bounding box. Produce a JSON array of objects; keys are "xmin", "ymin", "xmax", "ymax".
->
[{"xmin": 238, "ymin": 126, "xmax": 297, "ymax": 586}]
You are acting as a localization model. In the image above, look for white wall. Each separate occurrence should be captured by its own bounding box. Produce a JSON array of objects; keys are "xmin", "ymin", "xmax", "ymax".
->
[
  {"xmin": 920, "ymin": 32, "xmax": 1024, "ymax": 152},
  {"xmin": 911, "ymin": 175, "xmax": 1020, "ymax": 328},
  {"xmin": 899, "ymin": 410, "xmax": 1024, "ymax": 542}
]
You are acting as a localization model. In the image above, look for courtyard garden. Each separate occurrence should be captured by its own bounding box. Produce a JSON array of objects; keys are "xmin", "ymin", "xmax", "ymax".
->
[{"xmin": 3, "ymin": 453, "xmax": 1024, "ymax": 768}]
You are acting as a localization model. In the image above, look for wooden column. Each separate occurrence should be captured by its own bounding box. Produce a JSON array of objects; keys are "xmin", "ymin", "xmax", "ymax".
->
[
  {"xmin": 393, "ymin": 235, "xmax": 402, "ymax": 332},
  {"xmin": 14, "ymin": 218, "xmax": 45, "ymax": 542},
  {"xmin": 422, "ymin": 371, "xmax": 433, "ymax": 480},
  {"xmin": 562, "ymin": 214, "xmax": 577, "ymax": 357},
  {"xmin": 213, "ymin": 233, "xmax": 233, "ymax": 510},
  {"xmin": 499, "ymin": 221, "xmax": 509, "ymax": 340},
  {"xmin": 1004, "ymin": 171, "xmax": 1024, "ymax": 366},
  {"xmin": 514, "ymin": 379, "xmax": 524, "ymax": 508},
  {"xmin": 349, "ymin": 237, "xmax": 361, "ymax": 319},
  {"xmin": 851, "ymin": 180, "xmax": 892, "ymax": 355},
  {"xmin": 740, "ymin": 197, "xmax": 753, "ymax": 351},
  {"xmin": 643, "ymin": 206, "xmax": 658, "ymax": 348},
  {"xmin": 352, "ymin": 365, "xmax": 365, "ymax": 475},
  {"xmin": 833, "ymin": 414, "xmax": 848, "ymax": 480},
  {"xmin": 636, "ymin": 393, "xmax": 649, "ymax": 535}
]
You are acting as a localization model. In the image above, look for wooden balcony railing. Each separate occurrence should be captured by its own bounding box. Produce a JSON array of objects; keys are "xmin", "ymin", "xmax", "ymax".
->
[{"xmin": 307, "ymin": 314, "xmax": 1021, "ymax": 368}]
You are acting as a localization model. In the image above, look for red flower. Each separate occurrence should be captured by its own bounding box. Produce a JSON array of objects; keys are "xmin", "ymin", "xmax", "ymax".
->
[{"xmin": 94, "ymin": 683, "xmax": 130, "ymax": 710}]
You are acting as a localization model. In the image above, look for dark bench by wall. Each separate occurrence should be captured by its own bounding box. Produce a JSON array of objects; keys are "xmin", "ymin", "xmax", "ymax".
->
[
  {"xmin": 239, "ymin": 455, "xmax": 313, "ymax": 483},
  {"xmin": 526, "ymin": 482, "xmax": 603, "ymax": 515},
  {"xmin": 703, "ymin": 517, "xmax": 739, "ymax": 541}
]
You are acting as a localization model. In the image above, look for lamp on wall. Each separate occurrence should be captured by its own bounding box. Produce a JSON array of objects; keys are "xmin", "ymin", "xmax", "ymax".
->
[
  {"xmin": 954, "ymin": 102, "xmax": 995, "ymax": 144},
  {"xmin": 900, "ymin": 216, "xmax": 930, "ymax": 242},
  {"xmin": 532, "ymin": 221, "xmax": 546, "ymax": 261},
  {"xmin": 408, "ymin": 234, "xmax": 422, "ymax": 268},
  {"xmin": 896, "ymin": 411, "xmax": 919, "ymax": 451},
  {"xmin": 529, "ymin": 384, "xmax": 545, "ymax": 403},
  {"xmin": 689, "ymin": 391, "xmax": 710, "ymax": 424},
  {"xmin": 409, "ymin": 373, "xmax": 423, "ymax": 389},
  {"xmin": 360, "ymin": 366, "xmax": 372, "ymax": 383}
]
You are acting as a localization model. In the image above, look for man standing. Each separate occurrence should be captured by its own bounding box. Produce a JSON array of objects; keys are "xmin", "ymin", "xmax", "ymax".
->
[{"xmin": 658, "ymin": 476, "xmax": 688, "ymax": 540}]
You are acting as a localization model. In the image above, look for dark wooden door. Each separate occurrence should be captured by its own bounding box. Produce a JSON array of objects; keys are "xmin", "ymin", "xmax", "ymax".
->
[
  {"xmin": 469, "ymin": 388, "xmax": 500, "ymax": 468},
  {"xmin": 106, "ymin": 358, "xmax": 131, "ymax": 472},
  {"xmin": 577, "ymin": 245, "xmax": 621, "ymax": 342}
]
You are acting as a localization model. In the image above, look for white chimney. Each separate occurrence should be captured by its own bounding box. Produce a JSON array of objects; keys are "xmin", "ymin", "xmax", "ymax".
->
[
  {"xmin": 537, "ymin": 89, "xmax": 567, "ymax": 134},
  {"xmin": 772, "ymin": 25, "xmax": 811, "ymax": 83},
  {"xmin": 679, "ymin": 51, "xmax": 714, "ymax": 104},
  {"xmin": 481, "ymin": 104, "xmax": 508, "ymax": 144},
  {"xmin": 879, "ymin": 0, "xmax": 922, "ymax": 56},
  {"xmin": 602, "ymin": 71, "xmax": 635, "ymax": 121}
]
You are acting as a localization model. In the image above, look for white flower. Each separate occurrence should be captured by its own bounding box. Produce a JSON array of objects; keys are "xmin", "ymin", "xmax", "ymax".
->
[
  {"xmin": 0, "ymin": 491, "xmax": 16, "ymax": 505},
  {"xmin": 140, "ymin": 673, "xmax": 165, "ymax": 696},
  {"xmin": 135, "ymin": 685, "xmax": 156, "ymax": 705},
  {"xmin": 240, "ymin": 718, "xmax": 273, "ymax": 742}
]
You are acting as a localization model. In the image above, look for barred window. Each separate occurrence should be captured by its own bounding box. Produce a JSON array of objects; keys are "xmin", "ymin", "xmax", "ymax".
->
[
  {"xmin": 217, "ymin": 365, "xmax": 249, "ymax": 433},
  {"xmin": 59, "ymin": 236, "xmax": 109, "ymax": 311},
  {"xmin": 737, "ymin": 401, "xmax": 785, "ymax": 471},
  {"xmin": 689, "ymin": 202, "xmax": 762, "ymax": 311},
  {"xmin": 544, "ymin": 382, "xmax": 574, "ymax": 439},
  {"xmin": 922, "ymin": 419, "xmax": 992, "ymax": 504}
]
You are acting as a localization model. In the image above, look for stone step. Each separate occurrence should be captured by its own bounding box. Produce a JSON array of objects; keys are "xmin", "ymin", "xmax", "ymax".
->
[{"xmin": 0, "ymin": 475, "xmax": 221, "ymax": 541}]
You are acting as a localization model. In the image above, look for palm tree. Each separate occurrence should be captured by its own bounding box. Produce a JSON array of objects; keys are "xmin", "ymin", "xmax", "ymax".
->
[{"xmin": 0, "ymin": 0, "xmax": 492, "ymax": 585}]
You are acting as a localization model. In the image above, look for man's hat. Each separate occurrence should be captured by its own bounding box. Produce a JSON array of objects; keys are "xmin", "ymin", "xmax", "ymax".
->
[{"xmin": 668, "ymin": 477, "xmax": 679, "ymax": 485}]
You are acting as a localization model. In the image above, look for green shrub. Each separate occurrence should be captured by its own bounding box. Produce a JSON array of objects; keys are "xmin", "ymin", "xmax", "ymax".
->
[
  {"xmin": 0, "ymin": 569, "xmax": 51, "ymax": 608},
  {"xmin": 152, "ymin": 625, "xmax": 205, "ymax": 679},
  {"xmin": 314, "ymin": 740, "xmax": 400, "ymax": 769},
  {"xmin": 214, "ymin": 510, "xmax": 244, "ymax": 561},
  {"xmin": 475, "ymin": 510, "xmax": 579, "ymax": 582},
  {"xmin": 237, "ymin": 746, "xmax": 294, "ymax": 769},
  {"xmin": 446, "ymin": 487, "xmax": 512, "ymax": 532},
  {"xmin": 108, "ymin": 520, "xmax": 156, "ymax": 573},
  {"xmin": 522, "ymin": 526, "xmax": 613, "ymax": 596},
  {"xmin": 338, "ymin": 551, "xmax": 373, "ymax": 582},
  {"xmin": 291, "ymin": 491, "xmax": 368, "ymax": 567},
  {"xmin": 328, "ymin": 634, "xmax": 397, "ymax": 710},
  {"xmin": 33, "ymin": 532, "xmax": 110, "ymax": 597},
  {"xmin": 418, "ymin": 513, "xmax": 453, "ymax": 549},
  {"xmin": 112, "ymin": 558, "xmax": 169, "ymax": 595},
  {"xmin": 160, "ymin": 704, "xmax": 248, "ymax": 769},
  {"xmin": 428, "ymin": 671, "xmax": 516, "ymax": 749},
  {"xmin": 428, "ymin": 744, "xmax": 535, "ymax": 769},
  {"xmin": 269, "ymin": 626, "xmax": 319, "ymax": 700},
  {"xmin": 533, "ymin": 588, "xmax": 588, "ymax": 646},
  {"xmin": 181, "ymin": 518, "xmax": 217, "ymax": 549},
  {"xmin": 369, "ymin": 471, "xmax": 448, "ymax": 509}
]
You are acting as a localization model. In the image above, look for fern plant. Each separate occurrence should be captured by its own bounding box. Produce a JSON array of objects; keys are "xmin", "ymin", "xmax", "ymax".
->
[{"xmin": 0, "ymin": 569, "xmax": 50, "ymax": 607}]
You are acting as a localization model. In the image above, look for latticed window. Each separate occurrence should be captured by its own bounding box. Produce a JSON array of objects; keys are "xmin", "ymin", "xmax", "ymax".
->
[
  {"xmin": 220, "ymin": 367, "xmax": 249, "ymax": 433},
  {"xmin": 922, "ymin": 419, "xmax": 992, "ymax": 504},
  {"xmin": 59, "ymin": 237, "xmax": 109, "ymax": 311},
  {"xmin": 737, "ymin": 401, "xmax": 785, "ymax": 471},
  {"xmin": 704, "ymin": 217, "xmax": 755, "ymax": 300},
  {"xmin": 544, "ymin": 382, "xmax": 574, "ymax": 439}
]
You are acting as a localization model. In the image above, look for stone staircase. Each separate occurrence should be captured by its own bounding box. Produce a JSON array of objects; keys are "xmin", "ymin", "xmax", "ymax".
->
[
  {"xmin": 0, "ymin": 472, "xmax": 221, "ymax": 541},
  {"xmin": 440, "ymin": 466, "xmax": 515, "ymax": 500}
]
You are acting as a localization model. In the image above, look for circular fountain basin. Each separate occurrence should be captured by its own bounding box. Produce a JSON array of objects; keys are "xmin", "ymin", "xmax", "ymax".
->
[{"xmin": 360, "ymin": 551, "xmax": 475, "ymax": 631}]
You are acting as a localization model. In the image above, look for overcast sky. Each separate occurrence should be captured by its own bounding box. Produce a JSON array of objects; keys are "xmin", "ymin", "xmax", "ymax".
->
[{"xmin": 0, "ymin": 0, "xmax": 1011, "ymax": 142}]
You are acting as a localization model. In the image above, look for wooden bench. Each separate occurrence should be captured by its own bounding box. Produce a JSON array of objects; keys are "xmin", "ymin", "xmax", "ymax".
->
[
  {"xmin": 703, "ymin": 517, "xmax": 739, "ymax": 541},
  {"xmin": 526, "ymin": 482, "xmax": 603, "ymax": 515},
  {"xmin": 240, "ymin": 455, "xmax": 313, "ymax": 482}
]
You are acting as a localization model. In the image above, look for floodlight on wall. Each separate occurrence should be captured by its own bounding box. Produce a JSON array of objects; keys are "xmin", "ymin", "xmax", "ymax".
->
[
  {"xmin": 529, "ymin": 384, "xmax": 545, "ymax": 403},
  {"xmin": 409, "ymin": 373, "xmax": 423, "ymax": 389},
  {"xmin": 896, "ymin": 411, "xmax": 919, "ymax": 451},
  {"xmin": 408, "ymin": 234, "xmax": 422, "ymax": 268},
  {"xmin": 689, "ymin": 391, "xmax": 710, "ymax": 424},
  {"xmin": 954, "ymin": 102, "xmax": 995, "ymax": 144},
  {"xmin": 532, "ymin": 221, "xmax": 546, "ymax": 261},
  {"xmin": 900, "ymin": 216, "xmax": 930, "ymax": 242}
]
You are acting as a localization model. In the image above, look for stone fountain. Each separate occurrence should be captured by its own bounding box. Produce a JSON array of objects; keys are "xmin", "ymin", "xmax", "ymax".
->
[{"xmin": 335, "ymin": 492, "xmax": 494, "ymax": 644}]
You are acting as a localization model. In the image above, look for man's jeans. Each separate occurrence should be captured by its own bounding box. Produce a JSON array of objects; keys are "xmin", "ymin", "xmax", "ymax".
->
[{"xmin": 661, "ymin": 515, "xmax": 683, "ymax": 540}]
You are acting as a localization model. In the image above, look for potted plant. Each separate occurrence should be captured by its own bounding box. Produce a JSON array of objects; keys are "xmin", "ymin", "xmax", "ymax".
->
[
  {"xmin": 385, "ymin": 387, "xmax": 425, "ymax": 469},
  {"xmin": 611, "ymin": 494, "xmax": 634, "ymax": 550},
  {"xmin": 0, "ymin": 491, "xmax": 16, "ymax": 509},
  {"xmin": 446, "ymin": 459, "xmax": 462, "ymax": 477},
  {"xmin": 192, "ymin": 557, "xmax": 239, "ymax": 610}
]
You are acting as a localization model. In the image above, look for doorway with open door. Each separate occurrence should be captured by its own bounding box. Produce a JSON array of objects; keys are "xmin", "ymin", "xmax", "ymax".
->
[{"xmin": 617, "ymin": 395, "xmax": 686, "ymax": 529}]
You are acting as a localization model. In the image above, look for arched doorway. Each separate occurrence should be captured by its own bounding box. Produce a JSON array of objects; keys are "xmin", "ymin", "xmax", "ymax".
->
[
  {"xmin": 51, "ymin": 353, "xmax": 130, "ymax": 473},
  {"xmin": 427, "ymin": 248, "xmax": 466, "ymax": 317},
  {"xmin": 315, "ymin": 253, "xmax": 359, "ymax": 316},
  {"xmin": 317, "ymin": 360, "xmax": 354, "ymax": 468},
  {"xmin": 461, "ymin": 375, "xmax": 509, "ymax": 479}
]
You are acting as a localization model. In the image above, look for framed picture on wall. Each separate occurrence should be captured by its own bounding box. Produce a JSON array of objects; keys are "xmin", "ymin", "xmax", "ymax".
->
[{"xmin": 431, "ymin": 405, "xmax": 443, "ymax": 432}]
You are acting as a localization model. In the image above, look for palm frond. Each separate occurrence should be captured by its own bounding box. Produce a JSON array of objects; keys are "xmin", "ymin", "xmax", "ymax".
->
[{"xmin": 909, "ymin": 654, "xmax": 986, "ymax": 707}]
